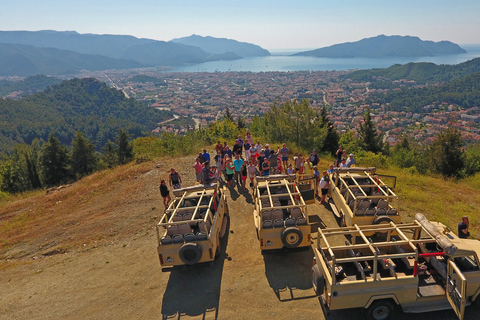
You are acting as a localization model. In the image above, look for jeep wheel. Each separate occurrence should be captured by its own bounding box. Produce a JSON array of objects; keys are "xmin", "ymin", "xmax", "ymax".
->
[
  {"xmin": 373, "ymin": 216, "xmax": 393, "ymax": 237},
  {"xmin": 365, "ymin": 300, "xmax": 394, "ymax": 320},
  {"xmin": 179, "ymin": 243, "xmax": 202, "ymax": 265},
  {"xmin": 281, "ymin": 227, "xmax": 303, "ymax": 248},
  {"xmin": 312, "ymin": 265, "xmax": 325, "ymax": 296}
]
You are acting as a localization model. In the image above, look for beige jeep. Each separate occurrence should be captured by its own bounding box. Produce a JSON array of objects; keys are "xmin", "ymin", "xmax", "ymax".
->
[
  {"xmin": 253, "ymin": 174, "xmax": 311, "ymax": 251},
  {"xmin": 156, "ymin": 183, "xmax": 228, "ymax": 270},
  {"xmin": 328, "ymin": 167, "xmax": 401, "ymax": 233}
]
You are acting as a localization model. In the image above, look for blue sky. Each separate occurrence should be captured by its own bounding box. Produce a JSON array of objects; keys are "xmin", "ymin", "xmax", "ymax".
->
[{"xmin": 1, "ymin": 0, "xmax": 479, "ymax": 49}]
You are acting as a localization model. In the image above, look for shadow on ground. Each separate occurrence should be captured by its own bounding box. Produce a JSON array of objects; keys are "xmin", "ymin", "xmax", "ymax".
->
[
  {"xmin": 263, "ymin": 247, "xmax": 316, "ymax": 302},
  {"xmin": 161, "ymin": 218, "xmax": 230, "ymax": 319}
]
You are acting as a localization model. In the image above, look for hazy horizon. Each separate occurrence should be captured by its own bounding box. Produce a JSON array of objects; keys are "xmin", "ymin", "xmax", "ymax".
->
[{"xmin": 1, "ymin": 1, "xmax": 480, "ymax": 50}]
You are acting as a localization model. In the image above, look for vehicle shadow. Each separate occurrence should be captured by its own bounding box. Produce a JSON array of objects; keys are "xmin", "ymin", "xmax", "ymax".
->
[
  {"xmin": 161, "ymin": 218, "xmax": 230, "ymax": 319},
  {"xmin": 262, "ymin": 247, "xmax": 316, "ymax": 302},
  {"xmin": 309, "ymin": 215, "xmax": 327, "ymax": 234}
]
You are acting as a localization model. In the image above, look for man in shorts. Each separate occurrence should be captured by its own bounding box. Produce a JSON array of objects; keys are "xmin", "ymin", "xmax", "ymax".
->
[
  {"xmin": 319, "ymin": 171, "xmax": 330, "ymax": 204},
  {"xmin": 280, "ymin": 143, "xmax": 289, "ymax": 173}
]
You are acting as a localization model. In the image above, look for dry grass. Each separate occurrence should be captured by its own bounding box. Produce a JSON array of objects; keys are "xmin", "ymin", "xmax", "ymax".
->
[{"xmin": 378, "ymin": 167, "xmax": 480, "ymax": 238}]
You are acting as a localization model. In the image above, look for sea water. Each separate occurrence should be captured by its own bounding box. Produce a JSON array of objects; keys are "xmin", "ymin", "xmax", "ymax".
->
[{"xmin": 171, "ymin": 44, "xmax": 480, "ymax": 73}]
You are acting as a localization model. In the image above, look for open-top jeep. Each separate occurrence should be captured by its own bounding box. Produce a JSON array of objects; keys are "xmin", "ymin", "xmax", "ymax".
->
[
  {"xmin": 156, "ymin": 183, "xmax": 228, "ymax": 270},
  {"xmin": 329, "ymin": 167, "xmax": 401, "ymax": 231},
  {"xmin": 312, "ymin": 213, "xmax": 480, "ymax": 320},
  {"xmin": 253, "ymin": 174, "xmax": 311, "ymax": 250}
]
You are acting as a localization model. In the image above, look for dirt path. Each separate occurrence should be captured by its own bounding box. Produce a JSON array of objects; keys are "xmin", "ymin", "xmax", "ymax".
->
[{"xmin": 1, "ymin": 156, "xmax": 478, "ymax": 320}]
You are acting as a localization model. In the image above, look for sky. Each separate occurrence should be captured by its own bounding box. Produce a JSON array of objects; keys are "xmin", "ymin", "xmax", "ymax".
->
[{"xmin": 1, "ymin": 0, "xmax": 479, "ymax": 50}]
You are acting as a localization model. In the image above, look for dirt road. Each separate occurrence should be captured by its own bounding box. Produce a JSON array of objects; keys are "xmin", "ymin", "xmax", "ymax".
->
[{"xmin": 1, "ymin": 157, "xmax": 478, "ymax": 320}]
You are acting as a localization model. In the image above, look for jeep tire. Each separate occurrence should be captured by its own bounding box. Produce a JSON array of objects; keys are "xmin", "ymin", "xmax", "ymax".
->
[
  {"xmin": 281, "ymin": 227, "xmax": 303, "ymax": 248},
  {"xmin": 179, "ymin": 243, "xmax": 202, "ymax": 265}
]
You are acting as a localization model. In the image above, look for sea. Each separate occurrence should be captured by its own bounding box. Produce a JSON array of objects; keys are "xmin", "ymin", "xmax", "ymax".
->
[{"xmin": 171, "ymin": 44, "xmax": 480, "ymax": 73}]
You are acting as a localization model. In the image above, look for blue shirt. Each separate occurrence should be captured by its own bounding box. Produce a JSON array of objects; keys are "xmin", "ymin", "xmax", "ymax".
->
[
  {"xmin": 233, "ymin": 158, "xmax": 244, "ymax": 171},
  {"xmin": 202, "ymin": 152, "xmax": 210, "ymax": 162}
]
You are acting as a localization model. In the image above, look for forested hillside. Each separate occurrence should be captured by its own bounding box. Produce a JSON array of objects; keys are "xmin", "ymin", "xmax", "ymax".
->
[
  {"xmin": 0, "ymin": 74, "xmax": 62, "ymax": 97},
  {"xmin": 366, "ymin": 72, "xmax": 480, "ymax": 112},
  {"xmin": 0, "ymin": 78, "xmax": 172, "ymax": 153},
  {"xmin": 345, "ymin": 57, "xmax": 480, "ymax": 84}
]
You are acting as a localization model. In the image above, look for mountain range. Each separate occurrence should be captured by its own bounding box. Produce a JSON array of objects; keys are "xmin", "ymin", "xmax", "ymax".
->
[
  {"xmin": 0, "ymin": 30, "xmax": 271, "ymax": 76},
  {"xmin": 293, "ymin": 35, "xmax": 466, "ymax": 58}
]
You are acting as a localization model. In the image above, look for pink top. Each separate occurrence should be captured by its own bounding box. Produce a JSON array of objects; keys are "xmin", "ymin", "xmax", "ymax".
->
[{"xmin": 194, "ymin": 162, "xmax": 203, "ymax": 173}]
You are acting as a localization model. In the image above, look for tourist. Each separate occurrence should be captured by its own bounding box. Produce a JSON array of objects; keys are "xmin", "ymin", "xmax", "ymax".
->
[
  {"xmin": 346, "ymin": 153, "xmax": 356, "ymax": 167},
  {"xmin": 225, "ymin": 157, "xmax": 235, "ymax": 188},
  {"xmin": 287, "ymin": 163, "xmax": 294, "ymax": 175},
  {"xmin": 241, "ymin": 162, "xmax": 248, "ymax": 191},
  {"xmin": 202, "ymin": 149, "xmax": 210, "ymax": 163},
  {"xmin": 319, "ymin": 171, "xmax": 330, "ymax": 204},
  {"xmin": 248, "ymin": 160, "xmax": 257, "ymax": 189},
  {"xmin": 169, "ymin": 168, "xmax": 182, "ymax": 189},
  {"xmin": 233, "ymin": 154, "xmax": 244, "ymax": 185},
  {"xmin": 280, "ymin": 143, "xmax": 289, "ymax": 173},
  {"xmin": 313, "ymin": 166, "xmax": 320, "ymax": 197},
  {"xmin": 261, "ymin": 158, "xmax": 270, "ymax": 176},
  {"xmin": 215, "ymin": 140, "xmax": 223, "ymax": 155},
  {"xmin": 335, "ymin": 146, "xmax": 343, "ymax": 167},
  {"xmin": 268, "ymin": 149, "xmax": 278, "ymax": 175},
  {"xmin": 214, "ymin": 151, "xmax": 223, "ymax": 181},
  {"xmin": 309, "ymin": 149, "xmax": 319, "ymax": 167},
  {"xmin": 201, "ymin": 161, "xmax": 215, "ymax": 185},
  {"xmin": 264, "ymin": 144, "xmax": 271, "ymax": 158},
  {"xmin": 194, "ymin": 157, "xmax": 203, "ymax": 182},
  {"xmin": 304, "ymin": 157, "xmax": 313, "ymax": 178},
  {"xmin": 458, "ymin": 216, "xmax": 470, "ymax": 238},
  {"xmin": 327, "ymin": 164, "xmax": 335, "ymax": 174},
  {"xmin": 159, "ymin": 180, "xmax": 171, "ymax": 209}
]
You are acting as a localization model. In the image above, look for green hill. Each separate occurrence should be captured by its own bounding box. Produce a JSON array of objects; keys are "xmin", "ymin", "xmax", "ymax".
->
[
  {"xmin": 344, "ymin": 57, "xmax": 480, "ymax": 84},
  {"xmin": 0, "ymin": 78, "xmax": 172, "ymax": 153},
  {"xmin": 294, "ymin": 35, "xmax": 466, "ymax": 58}
]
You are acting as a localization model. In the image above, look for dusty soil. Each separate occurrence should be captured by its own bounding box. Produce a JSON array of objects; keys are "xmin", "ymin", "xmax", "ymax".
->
[{"xmin": 1, "ymin": 156, "xmax": 478, "ymax": 320}]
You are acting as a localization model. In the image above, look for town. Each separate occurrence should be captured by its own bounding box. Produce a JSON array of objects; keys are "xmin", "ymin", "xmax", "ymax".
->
[{"xmin": 77, "ymin": 68, "xmax": 480, "ymax": 145}]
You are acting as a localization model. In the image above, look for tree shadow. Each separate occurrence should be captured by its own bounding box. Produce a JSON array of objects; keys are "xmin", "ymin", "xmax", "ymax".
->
[
  {"xmin": 161, "ymin": 218, "xmax": 230, "ymax": 319},
  {"xmin": 262, "ymin": 247, "xmax": 316, "ymax": 302}
]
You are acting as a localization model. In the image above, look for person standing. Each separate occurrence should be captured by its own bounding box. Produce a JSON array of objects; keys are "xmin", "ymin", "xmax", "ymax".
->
[
  {"xmin": 169, "ymin": 168, "xmax": 182, "ymax": 189},
  {"xmin": 241, "ymin": 162, "xmax": 248, "ymax": 191},
  {"xmin": 201, "ymin": 161, "xmax": 215, "ymax": 185},
  {"xmin": 202, "ymin": 149, "xmax": 210, "ymax": 163},
  {"xmin": 280, "ymin": 143, "xmax": 289, "ymax": 173},
  {"xmin": 335, "ymin": 146, "xmax": 343, "ymax": 167},
  {"xmin": 264, "ymin": 144, "xmax": 271, "ymax": 159},
  {"xmin": 159, "ymin": 180, "xmax": 171, "ymax": 209},
  {"xmin": 327, "ymin": 164, "xmax": 335, "ymax": 174},
  {"xmin": 261, "ymin": 159, "xmax": 270, "ymax": 176},
  {"xmin": 225, "ymin": 157, "xmax": 235, "ymax": 188},
  {"xmin": 309, "ymin": 149, "xmax": 319, "ymax": 167},
  {"xmin": 268, "ymin": 150, "xmax": 278, "ymax": 175},
  {"xmin": 214, "ymin": 151, "xmax": 223, "ymax": 182},
  {"xmin": 304, "ymin": 157, "xmax": 313, "ymax": 178},
  {"xmin": 233, "ymin": 154, "xmax": 244, "ymax": 185},
  {"xmin": 313, "ymin": 166, "xmax": 320, "ymax": 197},
  {"xmin": 194, "ymin": 158, "xmax": 203, "ymax": 182},
  {"xmin": 458, "ymin": 216, "xmax": 470, "ymax": 238},
  {"xmin": 319, "ymin": 171, "xmax": 330, "ymax": 204},
  {"xmin": 248, "ymin": 160, "xmax": 257, "ymax": 189}
]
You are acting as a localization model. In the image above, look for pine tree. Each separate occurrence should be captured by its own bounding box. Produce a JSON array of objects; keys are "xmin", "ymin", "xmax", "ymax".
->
[
  {"xmin": 71, "ymin": 132, "xmax": 97, "ymax": 178},
  {"xmin": 430, "ymin": 128, "xmax": 464, "ymax": 178},
  {"xmin": 117, "ymin": 130, "xmax": 134, "ymax": 165},
  {"xmin": 319, "ymin": 106, "xmax": 340, "ymax": 155},
  {"xmin": 358, "ymin": 107, "xmax": 383, "ymax": 153},
  {"xmin": 40, "ymin": 133, "xmax": 71, "ymax": 187}
]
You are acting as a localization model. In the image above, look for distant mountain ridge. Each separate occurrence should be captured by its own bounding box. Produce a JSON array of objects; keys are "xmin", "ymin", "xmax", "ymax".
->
[
  {"xmin": 0, "ymin": 43, "xmax": 143, "ymax": 76},
  {"xmin": 0, "ymin": 30, "xmax": 269, "ymax": 76},
  {"xmin": 293, "ymin": 35, "xmax": 466, "ymax": 58},
  {"xmin": 170, "ymin": 34, "xmax": 270, "ymax": 57}
]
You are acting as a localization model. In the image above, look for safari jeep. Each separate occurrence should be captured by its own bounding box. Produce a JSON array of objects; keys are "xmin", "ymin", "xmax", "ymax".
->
[
  {"xmin": 312, "ymin": 213, "xmax": 480, "ymax": 320},
  {"xmin": 253, "ymin": 174, "xmax": 311, "ymax": 250},
  {"xmin": 156, "ymin": 183, "xmax": 228, "ymax": 270},
  {"xmin": 328, "ymin": 167, "xmax": 401, "ymax": 231}
]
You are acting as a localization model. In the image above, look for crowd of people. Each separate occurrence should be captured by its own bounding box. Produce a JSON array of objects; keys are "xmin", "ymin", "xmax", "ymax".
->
[{"xmin": 159, "ymin": 131, "xmax": 360, "ymax": 208}]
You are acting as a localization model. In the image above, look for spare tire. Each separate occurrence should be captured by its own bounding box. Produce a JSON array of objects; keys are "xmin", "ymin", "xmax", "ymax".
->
[
  {"xmin": 312, "ymin": 264, "xmax": 325, "ymax": 296},
  {"xmin": 373, "ymin": 216, "xmax": 393, "ymax": 225},
  {"xmin": 281, "ymin": 227, "xmax": 303, "ymax": 248},
  {"xmin": 179, "ymin": 243, "xmax": 202, "ymax": 265}
]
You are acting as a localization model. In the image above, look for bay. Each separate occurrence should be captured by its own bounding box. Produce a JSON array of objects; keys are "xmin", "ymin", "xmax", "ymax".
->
[{"xmin": 171, "ymin": 44, "xmax": 480, "ymax": 73}]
